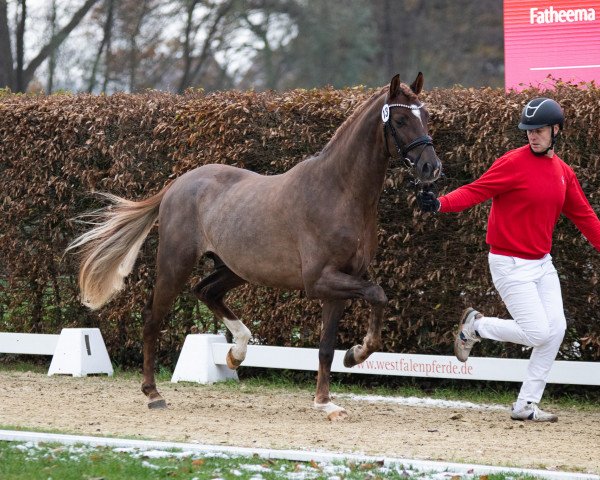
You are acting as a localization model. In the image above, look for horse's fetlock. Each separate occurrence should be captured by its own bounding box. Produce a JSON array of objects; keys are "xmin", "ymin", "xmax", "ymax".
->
[
  {"xmin": 366, "ymin": 338, "xmax": 382, "ymax": 352},
  {"xmin": 374, "ymin": 290, "xmax": 388, "ymax": 306},
  {"xmin": 238, "ymin": 325, "xmax": 251, "ymax": 344},
  {"xmin": 314, "ymin": 396, "xmax": 331, "ymax": 406},
  {"xmin": 141, "ymin": 383, "xmax": 156, "ymax": 396},
  {"xmin": 195, "ymin": 286, "xmax": 210, "ymax": 303}
]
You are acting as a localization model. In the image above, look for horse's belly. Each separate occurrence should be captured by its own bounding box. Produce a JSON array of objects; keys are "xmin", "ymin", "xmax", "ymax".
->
[
  {"xmin": 206, "ymin": 219, "xmax": 303, "ymax": 289},
  {"xmin": 217, "ymin": 250, "xmax": 305, "ymax": 290}
]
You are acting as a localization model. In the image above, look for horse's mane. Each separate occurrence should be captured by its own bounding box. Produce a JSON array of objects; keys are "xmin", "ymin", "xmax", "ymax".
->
[{"xmin": 323, "ymin": 83, "xmax": 417, "ymax": 151}]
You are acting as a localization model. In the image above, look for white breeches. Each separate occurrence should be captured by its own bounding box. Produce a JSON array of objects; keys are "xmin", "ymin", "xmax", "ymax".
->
[{"xmin": 477, "ymin": 253, "xmax": 566, "ymax": 404}]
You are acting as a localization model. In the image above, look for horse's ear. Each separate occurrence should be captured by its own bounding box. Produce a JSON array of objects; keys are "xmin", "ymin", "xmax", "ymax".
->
[
  {"xmin": 410, "ymin": 72, "xmax": 424, "ymax": 95},
  {"xmin": 389, "ymin": 74, "xmax": 401, "ymax": 98}
]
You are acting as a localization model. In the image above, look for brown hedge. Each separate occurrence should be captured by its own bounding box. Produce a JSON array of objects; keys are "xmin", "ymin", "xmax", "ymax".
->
[{"xmin": 0, "ymin": 82, "xmax": 598, "ymax": 369}]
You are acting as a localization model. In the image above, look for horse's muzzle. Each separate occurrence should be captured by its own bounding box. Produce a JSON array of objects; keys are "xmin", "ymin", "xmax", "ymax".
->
[{"xmin": 416, "ymin": 151, "xmax": 442, "ymax": 185}]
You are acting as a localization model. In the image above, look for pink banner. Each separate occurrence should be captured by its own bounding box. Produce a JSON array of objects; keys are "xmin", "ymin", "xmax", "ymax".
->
[{"xmin": 504, "ymin": 0, "xmax": 600, "ymax": 91}]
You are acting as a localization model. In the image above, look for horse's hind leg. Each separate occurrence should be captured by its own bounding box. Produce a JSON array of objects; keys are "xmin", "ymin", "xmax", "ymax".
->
[
  {"xmin": 142, "ymin": 243, "xmax": 198, "ymax": 409},
  {"xmin": 192, "ymin": 255, "xmax": 248, "ymax": 369}
]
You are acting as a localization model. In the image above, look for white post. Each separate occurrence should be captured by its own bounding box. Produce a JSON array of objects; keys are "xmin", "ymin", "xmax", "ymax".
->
[
  {"xmin": 48, "ymin": 328, "xmax": 113, "ymax": 377},
  {"xmin": 171, "ymin": 334, "xmax": 238, "ymax": 384}
]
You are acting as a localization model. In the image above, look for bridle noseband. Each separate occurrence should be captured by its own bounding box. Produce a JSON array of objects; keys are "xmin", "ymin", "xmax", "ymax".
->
[{"xmin": 381, "ymin": 102, "xmax": 433, "ymax": 169}]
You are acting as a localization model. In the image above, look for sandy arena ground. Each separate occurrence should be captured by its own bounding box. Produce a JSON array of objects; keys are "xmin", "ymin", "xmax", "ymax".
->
[{"xmin": 0, "ymin": 370, "xmax": 599, "ymax": 475}]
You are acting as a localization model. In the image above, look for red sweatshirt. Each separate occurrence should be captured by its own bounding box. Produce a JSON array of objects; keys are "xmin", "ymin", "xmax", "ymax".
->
[{"xmin": 439, "ymin": 145, "xmax": 600, "ymax": 259}]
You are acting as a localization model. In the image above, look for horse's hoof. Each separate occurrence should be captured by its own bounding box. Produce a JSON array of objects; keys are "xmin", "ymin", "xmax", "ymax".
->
[
  {"xmin": 226, "ymin": 349, "xmax": 242, "ymax": 370},
  {"xmin": 314, "ymin": 401, "xmax": 348, "ymax": 421},
  {"xmin": 148, "ymin": 398, "xmax": 167, "ymax": 409},
  {"xmin": 327, "ymin": 409, "xmax": 349, "ymax": 422},
  {"xmin": 343, "ymin": 346, "xmax": 359, "ymax": 368}
]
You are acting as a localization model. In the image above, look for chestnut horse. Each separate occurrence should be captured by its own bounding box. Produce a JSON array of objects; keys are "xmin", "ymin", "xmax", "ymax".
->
[{"xmin": 68, "ymin": 73, "xmax": 442, "ymax": 420}]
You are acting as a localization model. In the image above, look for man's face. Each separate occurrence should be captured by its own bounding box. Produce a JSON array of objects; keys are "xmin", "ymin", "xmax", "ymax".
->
[{"xmin": 526, "ymin": 125, "xmax": 558, "ymax": 154}]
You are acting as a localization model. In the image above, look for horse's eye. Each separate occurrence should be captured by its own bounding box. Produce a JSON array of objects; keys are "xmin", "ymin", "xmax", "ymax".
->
[{"xmin": 394, "ymin": 117, "xmax": 405, "ymax": 126}]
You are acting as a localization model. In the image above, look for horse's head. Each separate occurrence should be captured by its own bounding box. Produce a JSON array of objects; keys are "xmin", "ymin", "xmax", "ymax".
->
[{"xmin": 382, "ymin": 73, "xmax": 442, "ymax": 184}]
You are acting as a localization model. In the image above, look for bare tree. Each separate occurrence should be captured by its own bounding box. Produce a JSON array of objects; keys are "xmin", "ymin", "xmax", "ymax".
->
[
  {"xmin": 46, "ymin": 0, "xmax": 58, "ymax": 93},
  {"xmin": 125, "ymin": 0, "xmax": 152, "ymax": 92},
  {"xmin": 0, "ymin": 1, "xmax": 15, "ymax": 89},
  {"xmin": 88, "ymin": 0, "xmax": 115, "ymax": 93},
  {"xmin": 370, "ymin": 0, "xmax": 503, "ymax": 88},
  {"xmin": 15, "ymin": 0, "xmax": 26, "ymax": 91},
  {"xmin": 0, "ymin": 0, "xmax": 99, "ymax": 92},
  {"xmin": 177, "ymin": 0, "xmax": 234, "ymax": 93},
  {"xmin": 111, "ymin": 1, "xmax": 180, "ymax": 93},
  {"xmin": 100, "ymin": 0, "xmax": 114, "ymax": 92},
  {"xmin": 237, "ymin": 9, "xmax": 289, "ymax": 90},
  {"xmin": 284, "ymin": 0, "xmax": 377, "ymax": 89},
  {"xmin": 179, "ymin": 0, "xmax": 201, "ymax": 92},
  {"xmin": 222, "ymin": 0, "xmax": 303, "ymax": 90},
  {"xmin": 1, "ymin": 0, "xmax": 504, "ymax": 94},
  {"xmin": 81, "ymin": 0, "xmax": 161, "ymax": 93}
]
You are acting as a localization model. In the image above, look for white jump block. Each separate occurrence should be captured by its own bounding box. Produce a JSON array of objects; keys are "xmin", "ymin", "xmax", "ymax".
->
[
  {"xmin": 48, "ymin": 328, "xmax": 113, "ymax": 377},
  {"xmin": 172, "ymin": 334, "xmax": 238, "ymax": 384}
]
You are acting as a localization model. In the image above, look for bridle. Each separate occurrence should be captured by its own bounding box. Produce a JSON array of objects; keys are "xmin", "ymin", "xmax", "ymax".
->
[{"xmin": 381, "ymin": 102, "xmax": 434, "ymax": 169}]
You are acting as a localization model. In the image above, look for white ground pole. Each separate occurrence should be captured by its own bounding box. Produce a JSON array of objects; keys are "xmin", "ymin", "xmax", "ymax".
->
[{"xmin": 0, "ymin": 430, "xmax": 597, "ymax": 480}]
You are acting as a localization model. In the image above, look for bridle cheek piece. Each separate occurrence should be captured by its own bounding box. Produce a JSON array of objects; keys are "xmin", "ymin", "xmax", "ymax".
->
[{"xmin": 382, "ymin": 102, "xmax": 433, "ymax": 170}]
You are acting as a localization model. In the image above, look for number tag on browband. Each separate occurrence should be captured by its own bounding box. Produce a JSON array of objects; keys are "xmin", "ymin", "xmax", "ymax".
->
[{"xmin": 381, "ymin": 104, "xmax": 390, "ymax": 123}]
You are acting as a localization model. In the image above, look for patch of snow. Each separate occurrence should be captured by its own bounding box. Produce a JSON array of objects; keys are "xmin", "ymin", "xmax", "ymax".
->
[
  {"xmin": 240, "ymin": 464, "xmax": 272, "ymax": 472},
  {"xmin": 322, "ymin": 464, "xmax": 351, "ymax": 475},
  {"xmin": 337, "ymin": 393, "xmax": 508, "ymax": 411},
  {"xmin": 141, "ymin": 460, "xmax": 161, "ymax": 469}
]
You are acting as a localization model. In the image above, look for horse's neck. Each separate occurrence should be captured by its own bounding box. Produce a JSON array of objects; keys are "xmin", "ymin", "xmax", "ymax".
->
[{"xmin": 319, "ymin": 101, "xmax": 389, "ymax": 207}]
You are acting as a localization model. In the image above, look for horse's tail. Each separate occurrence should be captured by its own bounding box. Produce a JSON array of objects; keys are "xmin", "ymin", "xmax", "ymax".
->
[{"xmin": 66, "ymin": 183, "xmax": 172, "ymax": 310}]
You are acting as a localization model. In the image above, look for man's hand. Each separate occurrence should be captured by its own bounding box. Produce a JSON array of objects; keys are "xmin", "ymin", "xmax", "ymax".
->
[{"xmin": 416, "ymin": 190, "xmax": 440, "ymax": 213}]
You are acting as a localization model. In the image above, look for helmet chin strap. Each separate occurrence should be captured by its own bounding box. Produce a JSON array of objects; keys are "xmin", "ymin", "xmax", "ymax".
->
[{"xmin": 529, "ymin": 127, "xmax": 557, "ymax": 156}]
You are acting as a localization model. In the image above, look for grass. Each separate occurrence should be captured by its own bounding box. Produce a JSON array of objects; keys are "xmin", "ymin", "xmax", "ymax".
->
[{"xmin": 0, "ymin": 440, "xmax": 543, "ymax": 480}]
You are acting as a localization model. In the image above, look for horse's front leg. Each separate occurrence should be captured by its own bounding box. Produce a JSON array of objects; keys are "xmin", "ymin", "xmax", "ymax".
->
[
  {"xmin": 314, "ymin": 299, "xmax": 348, "ymax": 421},
  {"xmin": 342, "ymin": 298, "xmax": 385, "ymax": 367},
  {"xmin": 307, "ymin": 268, "xmax": 388, "ymax": 420}
]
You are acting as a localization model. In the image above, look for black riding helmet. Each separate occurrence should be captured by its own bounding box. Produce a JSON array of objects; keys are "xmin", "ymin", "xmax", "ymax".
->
[
  {"xmin": 518, "ymin": 97, "xmax": 564, "ymax": 155},
  {"xmin": 518, "ymin": 97, "xmax": 564, "ymax": 130}
]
